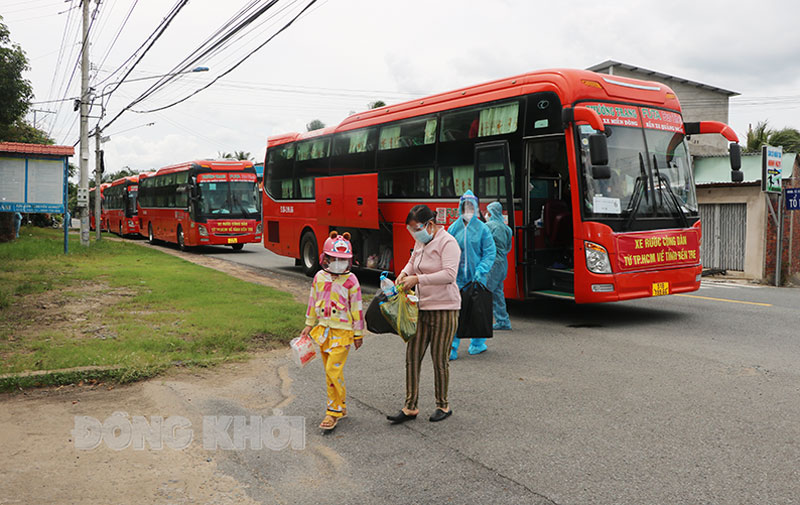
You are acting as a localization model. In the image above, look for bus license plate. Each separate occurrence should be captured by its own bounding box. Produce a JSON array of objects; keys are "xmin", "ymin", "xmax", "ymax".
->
[
  {"xmin": 652, "ymin": 282, "xmax": 669, "ymax": 296},
  {"xmin": 227, "ymin": 238, "xmax": 238, "ymax": 244}
]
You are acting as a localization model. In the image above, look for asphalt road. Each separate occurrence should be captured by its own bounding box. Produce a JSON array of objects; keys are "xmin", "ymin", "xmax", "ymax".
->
[{"xmin": 179, "ymin": 242, "xmax": 800, "ymax": 504}]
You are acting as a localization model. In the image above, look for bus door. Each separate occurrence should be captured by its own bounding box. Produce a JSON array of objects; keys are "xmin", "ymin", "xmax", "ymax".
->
[
  {"xmin": 474, "ymin": 140, "xmax": 516, "ymax": 289},
  {"xmin": 524, "ymin": 135, "xmax": 573, "ymax": 295}
]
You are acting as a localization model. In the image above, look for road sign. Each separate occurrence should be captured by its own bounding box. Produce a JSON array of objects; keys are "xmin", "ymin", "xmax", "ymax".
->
[
  {"xmin": 787, "ymin": 188, "xmax": 800, "ymax": 211},
  {"xmin": 762, "ymin": 145, "xmax": 783, "ymax": 194}
]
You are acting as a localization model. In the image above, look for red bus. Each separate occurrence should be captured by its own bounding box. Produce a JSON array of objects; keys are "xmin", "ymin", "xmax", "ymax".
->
[
  {"xmin": 262, "ymin": 68, "xmax": 741, "ymax": 303},
  {"xmin": 89, "ymin": 183, "xmax": 109, "ymax": 231},
  {"xmin": 138, "ymin": 160, "xmax": 262, "ymax": 251},
  {"xmin": 105, "ymin": 175, "xmax": 141, "ymax": 236}
]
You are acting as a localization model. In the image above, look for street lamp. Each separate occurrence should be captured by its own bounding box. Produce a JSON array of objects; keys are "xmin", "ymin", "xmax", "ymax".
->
[{"xmin": 93, "ymin": 67, "xmax": 209, "ymax": 240}]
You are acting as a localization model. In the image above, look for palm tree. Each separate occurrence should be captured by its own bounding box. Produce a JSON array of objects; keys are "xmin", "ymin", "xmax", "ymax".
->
[
  {"xmin": 745, "ymin": 121, "xmax": 772, "ymax": 153},
  {"xmin": 232, "ymin": 150, "xmax": 253, "ymax": 161},
  {"xmin": 745, "ymin": 121, "xmax": 800, "ymax": 153},
  {"xmin": 217, "ymin": 151, "xmax": 234, "ymax": 159}
]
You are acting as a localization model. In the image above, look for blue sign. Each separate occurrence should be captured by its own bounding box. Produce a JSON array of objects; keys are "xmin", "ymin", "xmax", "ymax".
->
[
  {"xmin": 0, "ymin": 156, "xmax": 67, "ymax": 214},
  {"xmin": 786, "ymin": 188, "xmax": 800, "ymax": 211}
]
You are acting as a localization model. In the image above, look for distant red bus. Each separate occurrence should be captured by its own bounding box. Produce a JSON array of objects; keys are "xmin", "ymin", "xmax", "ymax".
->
[
  {"xmin": 105, "ymin": 175, "xmax": 141, "ymax": 236},
  {"xmin": 89, "ymin": 184, "xmax": 109, "ymax": 231},
  {"xmin": 138, "ymin": 160, "xmax": 262, "ymax": 250},
  {"xmin": 262, "ymin": 68, "xmax": 741, "ymax": 303}
]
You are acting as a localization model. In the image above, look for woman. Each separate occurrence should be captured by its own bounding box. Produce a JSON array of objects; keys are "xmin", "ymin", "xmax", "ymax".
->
[
  {"xmin": 388, "ymin": 204, "xmax": 461, "ymax": 424},
  {"xmin": 485, "ymin": 201, "xmax": 513, "ymax": 330},
  {"xmin": 447, "ymin": 190, "xmax": 496, "ymax": 359}
]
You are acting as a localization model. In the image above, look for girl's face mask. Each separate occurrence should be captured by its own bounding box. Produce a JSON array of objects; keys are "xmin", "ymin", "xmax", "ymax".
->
[
  {"xmin": 327, "ymin": 258, "xmax": 349, "ymax": 274},
  {"xmin": 407, "ymin": 221, "xmax": 434, "ymax": 244}
]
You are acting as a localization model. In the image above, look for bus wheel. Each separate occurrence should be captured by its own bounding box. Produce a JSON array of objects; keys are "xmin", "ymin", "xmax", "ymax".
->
[
  {"xmin": 231, "ymin": 243, "xmax": 244, "ymax": 251},
  {"xmin": 148, "ymin": 223, "xmax": 156, "ymax": 244},
  {"xmin": 177, "ymin": 226, "xmax": 188, "ymax": 252},
  {"xmin": 300, "ymin": 231, "xmax": 319, "ymax": 277}
]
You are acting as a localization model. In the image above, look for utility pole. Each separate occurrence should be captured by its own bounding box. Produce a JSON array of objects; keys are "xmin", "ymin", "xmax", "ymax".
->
[
  {"xmin": 77, "ymin": 0, "xmax": 91, "ymax": 246},
  {"xmin": 31, "ymin": 109, "xmax": 55, "ymax": 129},
  {"xmin": 94, "ymin": 127, "xmax": 102, "ymax": 240}
]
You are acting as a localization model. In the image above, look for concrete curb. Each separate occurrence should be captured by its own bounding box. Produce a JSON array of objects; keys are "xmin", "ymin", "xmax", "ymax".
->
[{"xmin": 0, "ymin": 365, "xmax": 157, "ymax": 393}]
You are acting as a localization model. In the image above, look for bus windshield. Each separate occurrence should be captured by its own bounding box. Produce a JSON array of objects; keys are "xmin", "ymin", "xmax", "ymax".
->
[
  {"xmin": 197, "ymin": 178, "xmax": 260, "ymax": 218},
  {"xmin": 579, "ymin": 123, "xmax": 697, "ymax": 226},
  {"xmin": 127, "ymin": 190, "xmax": 138, "ymax": 216}
]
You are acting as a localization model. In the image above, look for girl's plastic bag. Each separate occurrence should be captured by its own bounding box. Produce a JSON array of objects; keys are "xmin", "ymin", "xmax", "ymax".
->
[
  {"xmin": 379, "ymin": 288, "xmax": 419, "ymax": 342},
  {"xmin": 290, "ymin": 333, "xmax": 317, "ymax": 367}
]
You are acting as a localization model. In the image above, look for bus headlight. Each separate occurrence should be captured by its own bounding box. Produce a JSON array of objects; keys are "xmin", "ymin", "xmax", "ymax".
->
[
  {"xmin": 255, "ymin": 223, "xmax": 262, "ymax": 234},
  {"xmin": 198, "ymin": 225, "xmax": 208, "ymax": 237},
  {"xmin": 585, "ymin": 242, "xmax": 612, "ymax": 274}
]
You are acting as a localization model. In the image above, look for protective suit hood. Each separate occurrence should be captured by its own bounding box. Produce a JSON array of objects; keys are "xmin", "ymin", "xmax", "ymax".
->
[
  {"xmin": 486, "ymin": 201, "xmax": 505, "ymax": 225},
  {"xmin": 458, "ymin": 190, "xmax": 479, "ymax": 218}
]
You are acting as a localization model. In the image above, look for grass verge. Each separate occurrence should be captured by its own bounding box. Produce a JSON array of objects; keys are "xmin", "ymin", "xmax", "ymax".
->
[{"xmin": 0, "ymin": 227, "xmax": 304, "ymax": 391}]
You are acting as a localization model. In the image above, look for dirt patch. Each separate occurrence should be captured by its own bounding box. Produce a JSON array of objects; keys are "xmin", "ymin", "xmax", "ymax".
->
[
  {"xmin": 1, "ymin": 281, "xmax": 137, "ymax": 355},
  {"xmin": 0, "ymin": 350, "xmax": 288, "ymax": 505}
]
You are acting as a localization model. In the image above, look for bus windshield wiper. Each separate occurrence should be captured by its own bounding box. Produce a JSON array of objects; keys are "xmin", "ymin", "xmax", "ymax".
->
[
  {"xmin": 623, "ymin": 153, "xmax": 649, "ymax": 231},
  {"xmin": 652, "ymin": 155, "xmax": 688, "ymax": 228}
]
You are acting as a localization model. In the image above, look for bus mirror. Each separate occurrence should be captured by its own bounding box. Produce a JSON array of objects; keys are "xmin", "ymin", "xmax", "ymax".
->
[
  {"xmin": 592, "ymin": 165, "xmax": 611, "ymax": 180},
  {"xmin": 730, "ymin": 142, "xmax": 741, "ymax": 171},
  {"xmin": 588, "ymin": 133, "xmax": 609, "ymax": 167}
]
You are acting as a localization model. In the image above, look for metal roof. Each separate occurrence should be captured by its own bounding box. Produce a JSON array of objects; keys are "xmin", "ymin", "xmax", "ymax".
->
[{"xmin": 587, "ymin": 60, "xmax": 739, "ymax": 97}]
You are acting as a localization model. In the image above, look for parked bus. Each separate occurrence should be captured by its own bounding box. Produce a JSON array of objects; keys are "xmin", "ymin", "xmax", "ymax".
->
[
  {"xmin": 262, "ymin": 68, "xmax": 741, "ymax": 303},
  {"xmin": 88, "ymin": 183, "xmax": 109, "ymax": 231},
  {"xmin": 138, "ymin": 160, "xmax": 262, "ymax": 250},
  {"xmin": 105, "ymin": 175, "xmax": 141, "ymax": 236}
]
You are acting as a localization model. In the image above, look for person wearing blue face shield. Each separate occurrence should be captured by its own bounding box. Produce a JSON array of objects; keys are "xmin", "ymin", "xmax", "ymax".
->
[
  {"xmin": 447, "ymin": 190, "xmax": 496, "ymax": 359},
  {"xmin": 485, "ymin": 201, "xmax": 513, "ymax": 330}
]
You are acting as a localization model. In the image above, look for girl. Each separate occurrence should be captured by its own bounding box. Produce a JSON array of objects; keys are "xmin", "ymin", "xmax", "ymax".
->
[{"xmin": 300, "ymin": 231, "xmax": 364, "ymax": 431}]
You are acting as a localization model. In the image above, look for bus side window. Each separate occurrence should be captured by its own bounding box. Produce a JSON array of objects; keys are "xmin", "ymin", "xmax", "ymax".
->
[
  {"xmin": 295, "ymin": 138, "xmax": 329, "ymax": 199},
  {"xmin": 265, "ymin": 143, "xmax": 296, "ymax": 200}
]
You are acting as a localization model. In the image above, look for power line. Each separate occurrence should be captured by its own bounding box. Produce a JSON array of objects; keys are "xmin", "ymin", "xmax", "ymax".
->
[
  {"xmin": 94, "ymin": 0, "xmax": 139, "ymax": 77},
  {"xmin": 128, "ymin": 0, "xmax": 319, "ymax": 117}
]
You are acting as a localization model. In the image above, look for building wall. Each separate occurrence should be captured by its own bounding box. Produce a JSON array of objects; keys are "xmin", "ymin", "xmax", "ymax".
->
[
  {"xmin": 696, "ymin": 185, "xmax": 765, "ymax": 280},
  {"xmin": 600, "ymin": 67, "xmax": 731, "ymax": 156}
]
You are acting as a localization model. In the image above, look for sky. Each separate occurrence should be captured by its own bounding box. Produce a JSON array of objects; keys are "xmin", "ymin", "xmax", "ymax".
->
[{"xmin": 3, "ymin": 0, "xmax": 800, "ymax": 176}]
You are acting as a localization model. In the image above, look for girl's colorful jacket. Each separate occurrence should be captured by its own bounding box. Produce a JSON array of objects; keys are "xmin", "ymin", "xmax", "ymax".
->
[{"xmin": 305, "ymin": 270, "xmax": 365, "ymax": 338}]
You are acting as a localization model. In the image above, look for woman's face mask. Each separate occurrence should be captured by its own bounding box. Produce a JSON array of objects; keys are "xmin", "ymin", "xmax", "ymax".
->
[
  {"xmin": 327, "ymin": 258, "xmax": 349, "ymax": 274},
  {"xmin": 407, "ymin": 221, "xmax": 434, "ymax": 244}
]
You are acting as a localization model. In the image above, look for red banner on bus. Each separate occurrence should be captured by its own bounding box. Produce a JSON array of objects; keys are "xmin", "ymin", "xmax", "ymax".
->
[{"xmin": 615, "ymin": 229, "xmax": 699, "ymax": 271}]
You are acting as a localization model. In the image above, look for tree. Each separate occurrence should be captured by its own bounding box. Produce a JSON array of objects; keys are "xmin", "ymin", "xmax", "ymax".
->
[
  {"xmin": 217, "ymin": 151, "xmax": 234, "ymax": 159},
  {"xmin": 0, "ymin": 120, "xmax": 53, "ymax": 144},
  {"xmin": 368, "ymin": 100, "xmax": 386, "ymax": 109},
  {"xmin": 102, "ymin": 167, "xmax": 139, "ymax": 183},
  {"xmin": 232, "ymin": 150, "xmax": 253, "ymax": 161},
  {"xmin": 767, "ymin": 127, "xmax": 800, "ymax": 153},
  {"xmin": 0, "ymin": 16, "xmax": 33, "ymax": 131},
  {"xmin": 745, "ymin": 121, "xmax": 772, "ymax": 153},
  {"xmin": 0, "ymin": 16, "xmax": 36, "ymax": 242},
  {"xmin": 745, "ymin": 121, "xmax": 800, "ymax": 153},
  {"xmin": 306, "ymin": 119, "xmax": 326, "ymax": 131}
]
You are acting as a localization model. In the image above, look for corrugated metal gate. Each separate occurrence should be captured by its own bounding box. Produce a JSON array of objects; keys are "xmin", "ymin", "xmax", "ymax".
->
[{"xmin": 699, "ymin": 203, "xmax": 747, "ymax": 271}]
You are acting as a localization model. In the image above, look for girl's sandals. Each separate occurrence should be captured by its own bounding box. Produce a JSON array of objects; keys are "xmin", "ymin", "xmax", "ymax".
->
[{"xmin": 319, "ymin": 415, "xmax": 339, "ymax": 431}]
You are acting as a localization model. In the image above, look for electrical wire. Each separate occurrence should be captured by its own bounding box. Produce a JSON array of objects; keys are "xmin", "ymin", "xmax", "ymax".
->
[{"xmin": 124, "ymin": 0, "xmax": 318, "ymax": 119}]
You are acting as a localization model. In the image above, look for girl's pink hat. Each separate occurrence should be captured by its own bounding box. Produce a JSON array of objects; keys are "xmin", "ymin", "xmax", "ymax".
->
[{"xmin": 320, "ymin": 231, "xmax": 353, "ymax": 260}]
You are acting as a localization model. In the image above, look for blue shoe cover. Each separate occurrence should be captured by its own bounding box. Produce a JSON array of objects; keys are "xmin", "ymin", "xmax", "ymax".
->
[
  {"xmin": 468, "ymin": 343, "xmax": 487, "ymax": 355},
  {"xmin": 493, "ymin": 323, "xmax": 512, "ymax": 330},
  {"xmin": 449, "ymin": 347, "xmax": 458, "ymax": 361}
]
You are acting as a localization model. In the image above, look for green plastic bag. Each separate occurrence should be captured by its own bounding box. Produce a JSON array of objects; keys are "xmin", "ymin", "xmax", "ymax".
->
[{"xmin": 379, "ymin": 287, "xmax": 419, "ymax": 342}]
